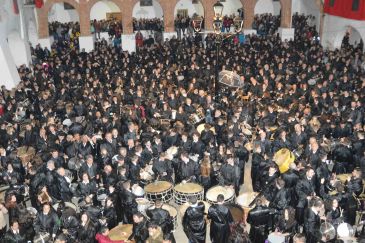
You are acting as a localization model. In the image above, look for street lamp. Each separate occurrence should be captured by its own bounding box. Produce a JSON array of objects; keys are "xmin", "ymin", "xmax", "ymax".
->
[{"xmin": 193, "ymin": 1, "xmax": 244, "ymax": 102}]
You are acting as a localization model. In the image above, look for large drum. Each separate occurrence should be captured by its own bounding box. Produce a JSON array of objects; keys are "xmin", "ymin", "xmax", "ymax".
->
[
  {"xmin": 144, "ymin": 181, "xmax": 173, "ymax": 203},
  {"xmin": 236, "ymin": 192, "xmax": 259, "ymax": 224},
  {"xmin": 337, "ymin": 174, "xmax": 351, "ymax": 184},
  {"xmin": 148, "ymin": 204, "xmax": 178, "ymax": 231},
  {"xmin": 206, "ymin": 186, "xmax": 235, "ymax": 205},
  {"xmin": 136, "ymin": 198, "xmax": 152, "ymax": 215},
  {"xmin": 109, "ymin": 224, "xmax": 133, "ymax": 241},
  {"xmin": 174, "ymin": 183, "xmax": 204, "ymax": 205}
]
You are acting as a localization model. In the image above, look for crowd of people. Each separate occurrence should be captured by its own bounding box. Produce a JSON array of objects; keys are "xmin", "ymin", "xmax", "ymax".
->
[
  {"xmin": 0, "ymin": 12, "xmax": 365, "ymax": 243},
  {"xmin": 132, "ymin": 18, "xmax": 164, "ymax": 32},
  {"xmin": 91, "ymin": 19, "xmax": 123, "ymax": 41},
  {"xmin": 252, "ymin": 13, "xmax": 281, "ymax": 36},
  {"xmin": 48, "ymin": 21, "xmax": 81, "ymax": 50}
]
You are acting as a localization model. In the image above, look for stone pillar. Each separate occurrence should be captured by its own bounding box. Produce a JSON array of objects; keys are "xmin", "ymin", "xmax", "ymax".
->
[
  {"xmin": 37, "ymin": 8, "xmax": 48, "ymax": 39},
  {"xmin": 202, "ymin": 0, "xmax": 216, "ymax": 31},
  {"xmin": 122, "ymin": 0, "xmax": 138, "ymax": 34},
  {"xmin": 160, "ymin": 0, "xmax": 177, "ymax": 33},
  {"xmin": 122, "ymin": 34, "xmax": 136, "ymax": 53},
  {"xmin": 242, "ymin": 0, "xmax": 256, "ymax": 30},
  {"xmin": 278, "ymin": 0, "xmax": 294, "ymax": 41},
  {"xmin": 79, "ymin": 1, "xmax": 91, "ymax": 36},
  {"xmin": 15, "ymin": 0, "xmax": 32, "ymax": 66},
  {"xmin": 280, "ymin": 0, "xmax": 292, "ymax": 28}
]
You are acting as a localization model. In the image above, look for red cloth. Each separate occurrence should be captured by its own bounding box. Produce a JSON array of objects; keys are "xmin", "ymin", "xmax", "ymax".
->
[
  {"xmin": 324, "ymin": 0, "xmax": 365, "ymax": 20},
  {"xmin": 35, "ymin": 0, "xmax": 44, "ymax": 8},
  {"xmin": 95, "ymin": 233, "xmax": 125, "ymax": 243},
  {"xmin": 135, "ymin": 33, "xmax": 143, "ymax": 47},
  {"xmin": 13, "ymin": 0, "xmax": 19, "ymax": 15}
]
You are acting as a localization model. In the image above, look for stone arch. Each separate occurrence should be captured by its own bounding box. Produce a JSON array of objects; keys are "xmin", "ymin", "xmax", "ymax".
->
[
  {"xmin": 254, "ymin": 0, "xmax": 281, "ymax": 15},
  {"xmin": 37, "ymin": 0, "xmax": 80, "ymax": 38},
  {"xmin": 334, "ymin": 25, "xmax": 364, "ymax": 48}
]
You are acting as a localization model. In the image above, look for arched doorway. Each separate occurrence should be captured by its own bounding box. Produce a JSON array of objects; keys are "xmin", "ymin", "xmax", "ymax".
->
[
  {"xmin": 253, "ymin": 0, "xmax": 281, "ymax": 35},
  {"xmin": 48, "ymin": 2, "xmax": 80, "ymax": 48},
  {"xmin": 132, "ymin": 0, "xmax": 164, "ymax": 31},
  {"xmin": 173, "ymin": 0, "xmax": 204, "ymax": 38},
  {"xmin": 254, "ymin": 0, "xmax": 281, "ymax": 15},
  {"xmin": 90, "ymin": 0, "xmax": 122, "ymax": 41},
  {"xmin": 342, "ymin": 26, "xmax": 364, "ymax": 49}
]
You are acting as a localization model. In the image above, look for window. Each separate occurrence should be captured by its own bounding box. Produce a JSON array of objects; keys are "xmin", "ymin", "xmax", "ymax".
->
[
  {"xmin": 352, "ymin": 0, "xmax": 360, "ymax": 11},
  {"xmin": 330, "ymin": 0, "xmax": 335, "ymax": 7}
]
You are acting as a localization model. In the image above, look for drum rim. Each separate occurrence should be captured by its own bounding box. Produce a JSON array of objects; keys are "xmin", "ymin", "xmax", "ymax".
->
[
  {"xmin": 174, "ymin": 182, "xmax": 203, "ymax": 193},
  {"xmin": 206, "ymin": 185, "xmax": 235, "ymax": 201},
  {"xmin": 145, "ymin": 181, "xmax": 173, "ymax": 193}
]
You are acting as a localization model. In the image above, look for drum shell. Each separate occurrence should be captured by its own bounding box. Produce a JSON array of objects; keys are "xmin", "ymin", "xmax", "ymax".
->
[
  {"xmin": 145, "ymin": 181, "xmax": 173, "ymax": 203},
  {"xmin": 173, "ymin": 183, "xmax": 204, "ymax": 205},
  {"xmin": 206, "ymin": 186, "xmax": 235, "ymax": 205}
]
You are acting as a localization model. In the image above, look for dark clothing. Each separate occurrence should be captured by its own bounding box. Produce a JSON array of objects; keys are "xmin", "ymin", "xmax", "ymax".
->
[
  {"xmin": 182, "ymin": 202, "xmax": 206, "ymax": 243},
  {"xmin": 128, "ymin": 219, "xmax": 149, "ymax": 243},
  {"xmin": 77, "ymin": 222, "xmax": 97, "ymax": 243},
  {"xmin": 146, "ymin": 207, "xmax": 173, "ymax": 234},
  {"xmin": 2, "ymin": 230, "xmax": 26, "ymax": 243},
  {"xmin": 177, "ymin": 160, "xmax": 200, "ymax": 183},
  {"xmin": 247, "ymin": 205, "xmax": 272, "ymax": 243},
  {"xmin": 208, "ymin": 204, "xmax": 234, "ymax": 243},
  {"xmin": 303, "ymin": 208, "xmax": 321, "ymax": 243},
  {"xmin": 34, "ymin": 211, "xmax": 60, "ymax": 235}
]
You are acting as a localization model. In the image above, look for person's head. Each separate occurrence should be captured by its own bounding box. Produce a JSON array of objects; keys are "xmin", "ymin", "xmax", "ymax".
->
[
  {"xmin": 306, "ymin": 167, "xmax": 315, "ymax": 180},
  {"xmin": 155, "ymin": 200, "xmax": 162, "ymax": 208},
  {"xmin": 10, "ymin": 220, "xmax": 19, "ymax": 231},
  {"xmin": 293, "ymin": 233, "xmax": 306, "ymax": 243},
  {"xmin": 311, "ymin": 198, "xmax": 323, "ymax": 212},
  {"xmin": 132, "ymin": 212, "xmax": 145, "ymax": 223},
  {"xmin": 54, "ymin": 234, "xmax": 67, "ymax": 243},
  {"xmin": 352, "ymin": 168, "xmax": 361, "ymax": 178},
  {"xmin": 81, "ymin": 212, "xmax": 89, "ymax": 223},
  {"xmin": 217, "ymin": 194, "xmax": 225, "ymax": 204},
  {"xmin": 99, "ymin": 226, "xmax": 109, "ymax": 236},
  {"xmin": 86, "ymin": 155, "xmax": 93, "ymax": 165},
  {"xmin": 276, "ymin": 178, "xmax": 285, "ymax": 189},
  {"xmin": 82, "ymin": 173, "xmax": 89, "ymax": 181},
  {"xmin": 162, "ymin": 232, "xmax": 174, "ymax": 243},
  {"xmin": 189, "ymin": 196, "xmax": 198, "ymax": 205},
  {"xmin": 43, "ymin": 204, "xmax": 51, "ymax": 214},
  {"xmin": 332, "ymin": 198, "xmax": 339, "ymax": 208}
]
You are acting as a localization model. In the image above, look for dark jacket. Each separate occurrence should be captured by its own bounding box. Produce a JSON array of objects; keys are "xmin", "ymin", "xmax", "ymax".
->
[
  {"xmin": 247, "ymin": 205, "xmax": 272, "ymax": 243},
  {"xmin": 34, "ymin": 211, "xmax": 60, "ymax": 235},
  {"xmin": 77, "ymin": 221, "xmax": 97, "ymax": 243},
  {"xmin": 208, "ymin": 204, "xmax": 234, "ymax": 243},
  {"xmin": 2, "ymin": 230, "xmax": 26, "ymax": 243},
  {"xmin": 128, "ymin": 218, "xmax": 149, "ymax": 243},
  {"xmin": 182, "ymin": 202, "xmax": 206, "ymax": 243},
  {"xmin": 303, "ymin": 208, "xmax": 321, "ymax": 243}
]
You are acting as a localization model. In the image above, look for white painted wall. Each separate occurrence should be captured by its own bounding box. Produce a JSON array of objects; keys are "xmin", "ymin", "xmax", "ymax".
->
[
  {"xmin": 174, "ymin": 0, "xmax": 204, "ymax": 17},
  {"xmin": 90, "ymin": 1, "xmax": 121, "ymax": 21},
  {"xmin": 132, "ymin": 0, "xmax": 163, "ymax": 19},
  {"xmin": 0, "ymin": 0, "xmax": 21, "ymax": 88},
  {"xmin": 48, "ymin": 3, "xmax": 79, "ymax": 23},
  {"xmin": 322, "ymin": 15, "xmax": 365, "ymax": 50},
  {"xmin": 292, "ymin": 0, "xmax": 320, "ymax": 29},
  {"xmin": 254, "ymin": 0, "xmax": 274, "ymax": 15},
  {"xmin": 221, "ymin": 0, "xmax": 243, "ymax": 17}
]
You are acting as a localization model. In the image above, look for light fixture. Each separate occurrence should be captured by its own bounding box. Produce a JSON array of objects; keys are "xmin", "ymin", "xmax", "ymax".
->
[
  {"xmin": 233, "ymin": 16, "xmax": 244, "ymax": 33},
  {"xmin": 213, "ymin": 18, "xmax": 223, "ymax": 34},
  {"xmin": 192, "ymin": 15, "xmax": 203, "ymax": 32},
  {"xmin": 213, "ymin": 1, "xmax": 224, "ymax": 19}
]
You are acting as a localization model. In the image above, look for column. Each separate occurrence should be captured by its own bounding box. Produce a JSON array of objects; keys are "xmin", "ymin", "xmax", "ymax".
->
[
  {"xmin": 36, "ymin": 8, "xmax": 52, "ymax": 49},
  {"xmin": 278, "ymin": 0, "xmax": 294, "ymax": 41},
  {"xmin": 242, "ymin": 0, "xmax": 256, "ymax": 35},
  {"xmin": 160, "ymin": 0, "xmax": 177, "ymax": 40},
  {"xmin": 121, "ymin": 0, "xmax": 137, "ymax": 52},
  {"xmin": 78, "ymin": 1, "xmax": 94, "ymax": 52}
]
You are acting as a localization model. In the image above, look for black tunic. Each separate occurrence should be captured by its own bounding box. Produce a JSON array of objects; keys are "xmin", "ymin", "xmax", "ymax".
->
[
  {"xmin": 182, "ymin": 202, "xmax": 206, "ymax": 243},
  {"xmin": 208, "ymin": 204, "xmax": 234, "ymax": 243}
]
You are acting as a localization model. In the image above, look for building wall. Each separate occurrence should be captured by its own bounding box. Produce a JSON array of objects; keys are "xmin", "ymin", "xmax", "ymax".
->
[
  {"xmin": 132, "ymin": 0, "xmax": 164, "ymax": 19},
  {"xmin": 220, "ymin": 0, "xmax": 242, "ymax": 17},
  {"xmin": 90, "ymin": 1, "xmax": 120, "ymax": 21},
  {"xmin": 254, "ymin": 0, "xmax": 275, "ymax": 15},
  {"xmin": 48, "ymin": 2, "xmax": 79, "ymax": 23},
  {"xmin": 292, "ymin": 0, "xmax": 320, "ymax": 29},
  {"xmin": 322, "ymin": 14, "xmax": 365, "ymax": 49},
  {"xmin": 174, "ymin": 0, "xmax": 204, "ymax": 17}
]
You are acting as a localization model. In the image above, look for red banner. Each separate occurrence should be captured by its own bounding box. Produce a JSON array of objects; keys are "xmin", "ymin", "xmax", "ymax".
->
[
  {"xmin": 324, "ymin": 0, "xmax": 365, "ymax": 20},
  {"xmin": 35, "ymin": 0, "xmax": 44, "ymax": 8},
  {"xmin": 13, "ymin": 0, "xmax": 19, "ymax": 14}
]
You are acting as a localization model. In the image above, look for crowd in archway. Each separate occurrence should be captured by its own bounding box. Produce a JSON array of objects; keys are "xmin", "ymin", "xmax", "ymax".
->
[
  {"xmin": 132, "ymin": 18, "xmax": 164, "ymax": 32},
  {"xmin": 252, "ymin": 13, "xmax": 281, "ymax": 36},
  {"xmin": 1, "ymin": 12, "xmax": 365, "ymax": 243}
]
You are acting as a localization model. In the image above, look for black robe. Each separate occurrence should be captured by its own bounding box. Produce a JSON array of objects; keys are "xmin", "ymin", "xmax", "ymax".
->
[
  {"xmin": 182, "ymin": 202, "xmax": 206, "ymax": 243},
  {"xmin": 208, "ymin": 204, "xmax": 234, "ymax": 243}
]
